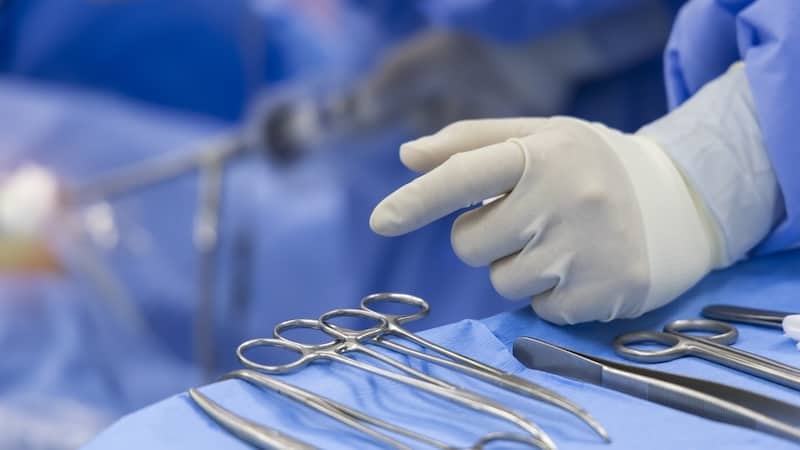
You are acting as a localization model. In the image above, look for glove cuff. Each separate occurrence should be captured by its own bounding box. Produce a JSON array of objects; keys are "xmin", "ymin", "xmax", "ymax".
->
[
  {"xmin": 637, "ymin": 62, "xmax": 781, "ymax": 265},
  {"xmin": 589, "ymin": 123, "xmax": 718, "ymax": 314}
]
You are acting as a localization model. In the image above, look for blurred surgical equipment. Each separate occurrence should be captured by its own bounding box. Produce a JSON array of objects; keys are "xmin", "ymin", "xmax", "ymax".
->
[
  {"xmin": 614, "ymin": 319, "xmax": 800, "ymax": 390},
  {"xmin": 260, "ymin": 2, "xmax": 673, "ymax": 164},
  {"xmin": 65, "ymin": 134, "xmax": 245, "ymax": 378},
  {"xmin": 0, "ymin": 163, "xmax": 154, "ymax": 337},
  {"xmin": 194, "ymin": 370, "xmax": 547, "ymax": 450},
  {"xmin": 0, "ymin": 164, "xmax": 61, "ymax": 272},
  {"xmin": 702, "ymin": 304, "xmax": 796, "ymax": 329},
  {"xmin": 513, "ymin": 337, "xmax": 800, "ymax": 444},
  {"xmin": 188, "ymin": 387, "xmax": 315, "ymax": 450}
]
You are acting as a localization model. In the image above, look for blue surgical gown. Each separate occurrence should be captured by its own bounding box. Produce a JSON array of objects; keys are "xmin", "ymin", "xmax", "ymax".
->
[{"xmin": 663, "ymin": 0, "xmax": 800, "ymax": 253}]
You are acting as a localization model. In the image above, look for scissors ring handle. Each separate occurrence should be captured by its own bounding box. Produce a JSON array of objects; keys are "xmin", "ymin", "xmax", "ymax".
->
[
  {"xmin": 272, "ymin": 319, "xmax": 340, "ymax": 349},
  {"xmin": 318, "ymin": 308, "xmax": 389, "ymax": 341},
  {"xmin": 237, "ymin": 337, "xmax": 314, "ymax": 373},
  {"xmin": 613, "ymin": 331, "xmax": 687, "ymax": 363},
  {"xmin": 360, "ymin": 292, "xmax": 429, "ymax": 324},
  {"xmin": 663, "ymin": 319, "xmax": 738, "ymax": 345}
]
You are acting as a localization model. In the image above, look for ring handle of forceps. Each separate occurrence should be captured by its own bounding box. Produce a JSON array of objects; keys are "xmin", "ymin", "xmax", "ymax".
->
[
  {"xmin": 360, "ymin": 293, "xmax": 429, "ymax": 325},
  {"xmin": 273, "ymin": 319, "xmax": 340, "ymax": 350},
  {"xmin": 237, "ymin": 337, "xmax": 322, "ymax": 373},
  {"xmin": 663, "ymin": 319, "xmax": 738, "ymax": 345},
  {"xmin": 318, "ymin": 309, "xmax": 391, "ymax": 342}
]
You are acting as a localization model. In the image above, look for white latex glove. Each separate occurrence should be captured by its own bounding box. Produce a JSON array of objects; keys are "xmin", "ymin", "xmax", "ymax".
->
[{"xmin": 370, "ymin": 116, "xmax": 722, "ymax": 324}]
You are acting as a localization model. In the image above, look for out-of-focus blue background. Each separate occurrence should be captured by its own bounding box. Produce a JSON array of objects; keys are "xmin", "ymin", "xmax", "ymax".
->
[{"xmin": 0, "ymin": 1, "xmax": 685, "ymax": 448}]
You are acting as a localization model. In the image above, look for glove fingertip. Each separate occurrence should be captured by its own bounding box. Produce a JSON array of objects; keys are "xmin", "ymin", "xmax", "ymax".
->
[
  {"xmin": 369, "ymin": 201, "xmax": 409, "ymax": 237},
  {"xmin": 369, "ymin": 208, "xmax": 393, "ymax": 236},
  {"xmin": 399, "ymin": 140, "xmax": 435, "ymax": 173}
]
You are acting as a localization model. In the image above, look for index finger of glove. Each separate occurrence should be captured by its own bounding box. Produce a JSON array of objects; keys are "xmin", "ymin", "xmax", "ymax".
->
[
  {"xmin": 371, "ymin": 140, "xmax": 525, "ymax": 236},
  {"xmin": 400, "ymin": 118, "xmax": 549, "ymax": 173}
]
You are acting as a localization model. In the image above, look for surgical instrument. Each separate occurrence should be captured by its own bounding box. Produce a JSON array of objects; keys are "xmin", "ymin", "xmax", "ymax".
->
[
  {"xmin": 219, "ymin": 370, "xmax": 547, "ymax": 450},
  {"xmin": 237, "ymin": 317, "xmax": 557, "ymax": 449},
  {"xmin": 309, "ymin": 292, "xmax": 609, "ymax": 442},
  {"xmin": 270, "ymin": 318, "xmax": 560, "ymax": 448},
  {"xmin": 614, "ymin": 319, "xmax": 800, "ymax": 390},
  {"xmin": 188, "ymin": 387, "xmax": 316, "ymax": 450},
  {"xmin": 273, "ymin": 314, "xmax": 559, "ymax": 445},
  {"xmin": 223, "ymin": 369, "xmax": 439, "ymax": 450},
  {"xmin": 513, "ymin": 336, "xmax": 800, "ymax": 444},
  {"xmin": 703, "ymin": 304, "xmax": 795, "ymax": 329},
  {"xmin": 274, "ymin": 318, "xmax": 473, "ymax": 393}
]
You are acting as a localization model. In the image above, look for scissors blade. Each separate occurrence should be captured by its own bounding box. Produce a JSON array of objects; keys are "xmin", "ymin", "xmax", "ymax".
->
[
  {"xmin": 513, "ymin": 337, "xmax": 800, "ymax": 444},
  {"xmin": 702, "ymin": 305, "xmax": 792, "ymax": 328}
]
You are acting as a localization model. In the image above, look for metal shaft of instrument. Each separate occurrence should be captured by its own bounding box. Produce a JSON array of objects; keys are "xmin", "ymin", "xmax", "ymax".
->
[
  {"xmin": 71, "ymin": 134, "xmax": 242, "ymax": 202},
  {"xmin": 188, "ymin": 388, "xmax": 316, "ymax": 450},
  {"xmin": 317, "ymin": 351, "xmax": 555, "ymax": 449},
  {"xmin": 273, "ymin": 318, "xmax": 501, "ymax": 408},
  {"xmin": 675, "ymin": 331, "xmax": 800, "ymax": 373},
  {"xmin": 515, "ymin": 336, "xmax": 800, "ymax": 445},
  {"xmin": 221, "ymin": 371, "xmax": 547, "ymax": 450},
  {"xmin": 702, "ymin": 305, "xmax": 788, "ymax": 328},
  {"xmin": 389, "ymin": 324, "xmax": 516, "ymax": 378},
  {"xmin": 679, "ymin": 335, "xmax": 800, "ymax": 390},
  {"xmin": 312, "ymin": 398, "xmax": 450, "ymax": 449},
  {"xmin": 194, "ymin": 160, "xmax": 224, "ymax": 379},
  {"xmin": 345, "ymin": 342, "xmax": 463, "ymax": 390},
  {"xmin": 472, "ymin": 433, "xmax": 552, "ymax": 450},
  {"xmin": 356, "ymin": 293, "xmax": 606, "ymax": 441},
  {"xmin": 372, "ymin": 336, "xmax": 609, "ymax": 442},
  {"xmin": 370, "ymin": 321, "xmax": 609, "ymax": 442},
  {"xmin": 270, "ymin": 317, "xmax": 552, "ymax": 447},
  {"xmin": 223, "ymin": 371, "xmax": 419, "ymax": 449},
  {"xmin": 338, "ymin": 343, "xmax": 564, "ymax": 442}
]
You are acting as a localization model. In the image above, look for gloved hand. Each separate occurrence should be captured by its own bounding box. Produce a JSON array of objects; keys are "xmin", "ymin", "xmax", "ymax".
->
[
  {"xmin": 370, "ymin": 62, "xmax": 781, "ymax": 324},
  {"xmin": 369, "ymin": 116, "xmax": 723, "ymax": 324}
]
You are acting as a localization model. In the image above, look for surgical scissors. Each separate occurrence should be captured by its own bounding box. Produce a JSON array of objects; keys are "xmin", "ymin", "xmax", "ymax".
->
[
  {"xmin": 210, "ymin": 370, "xmax": 546, "ymax": 449},
  {"xmin": 315, "ymin": 293, "xmax": 608, "ymax": 441},
  {"xmin": 237, "ymin": 312, "xmax": 557, "ymax": 449},
  {"xmin": 615, "ymin": 319, "xmax": 800, "ymax": 390}
]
